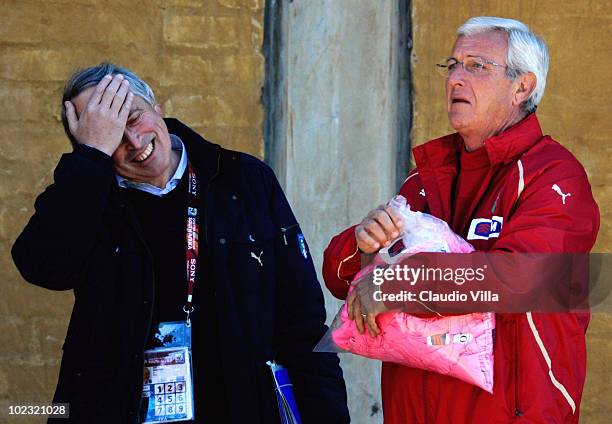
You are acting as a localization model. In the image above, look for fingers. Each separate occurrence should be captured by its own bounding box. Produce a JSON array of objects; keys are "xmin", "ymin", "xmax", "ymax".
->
[
  {"xmin": 353, "ymin": 300, "xmax": 365, "ymax": 334},
  {"xmin": 365, "ymin": 218, "xmax": 390, "ymax": 245},
  {"xmin": 100, "ymin": 74, "xmax": 125, "ymax": 108},
  {"xmin": 90, "ymin": 74, "xmax": 113, "ymax": 105},
  {"xmin": 110, "ymin": 79, "xmax": 130, "ymax": 115},
  {"xmin": 118, "ymin": 92, "xmax": 134, "ymax": 121},
  {"xmin": 356, "ymin": 205, "xmax": 403, "ymax": 253},
  {"xmin": 370, "ymin": 206, "xmax": 401, "ymax": 239},
  {"xmin": 346, "ymin": 289, "xmax": 357, "ymax": 320},
  {"xmin": 348, "ymin": 277, "xmax": 381, "ymax": 337},
  {"xmin": 371, "ymin": 206, "xmax": 398, "ymax": 237},
  {"xmin": 64, "ymin": 101, "xmax": 78, "ymax": 135},
  {"xmin": 384, "ymin": 205, "xmax": 405, "ymax": 233},
  {"xmin": 365, "ymin": 313, "xmax": 380, "ymax": 337},
  {"xmin": 355, "ymin": 225, "xmax": 381, "ymax": 253}
]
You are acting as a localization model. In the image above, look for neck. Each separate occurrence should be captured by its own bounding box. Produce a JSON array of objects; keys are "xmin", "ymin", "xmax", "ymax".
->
[
  {"xmin": 151, "ymin": 149, "xmax": 181, "ymax": 188},
  {"xmin": 461, "ymin": 110, "xmax": 527, "ymax": 152}
]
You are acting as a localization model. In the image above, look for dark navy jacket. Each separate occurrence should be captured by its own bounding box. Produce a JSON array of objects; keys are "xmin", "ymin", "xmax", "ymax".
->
[{"xmin": 12, "ymin": 118, "xmax": 349, "ymax": 423}]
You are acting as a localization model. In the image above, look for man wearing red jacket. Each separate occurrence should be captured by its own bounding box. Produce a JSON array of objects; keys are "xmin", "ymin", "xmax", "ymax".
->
[{"xmin": 323, "ymin": 17, "xmax": 599, "ymax": 423}]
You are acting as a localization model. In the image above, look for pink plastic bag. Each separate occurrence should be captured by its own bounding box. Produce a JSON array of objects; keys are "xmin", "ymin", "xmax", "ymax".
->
[
  {"xmin": 331, "ymin": 292, "xmax": 495, "ymax": 392},
  {"xmin": 324, "ymin": 196, "xmax": 495, "ymax": 393}
]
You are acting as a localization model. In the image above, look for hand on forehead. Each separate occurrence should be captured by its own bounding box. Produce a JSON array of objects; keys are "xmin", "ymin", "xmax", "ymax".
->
[{"xmin": 71, "ymin": 74, "xmax": 151, "ymax": 117}]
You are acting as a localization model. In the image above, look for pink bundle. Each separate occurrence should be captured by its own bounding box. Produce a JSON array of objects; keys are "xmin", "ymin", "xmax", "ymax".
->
[
  {"xmin": 329, "ymin": 196, "xmax": 495, "ymax": 392},
  {"xmin": 332, "ymin": 296, "xmax": 495, "ymax": 392}
]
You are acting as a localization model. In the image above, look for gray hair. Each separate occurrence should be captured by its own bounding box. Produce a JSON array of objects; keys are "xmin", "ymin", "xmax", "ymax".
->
[
  {"xmin": 457, "ymin": 17, "xmax": 549, "ymax": 113},
  {"xmin": 61, "ymin": 63, "xmax": 156, "ymax": 147}
]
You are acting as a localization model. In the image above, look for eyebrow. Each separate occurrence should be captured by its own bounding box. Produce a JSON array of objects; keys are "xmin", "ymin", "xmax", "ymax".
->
[
  {"xmin": 129, "ymin": 107, "xmax": 144, "ymax": 115},
  {"xmin": 446, "ymin": 55, "xmax": 486, "ymax": 61}
]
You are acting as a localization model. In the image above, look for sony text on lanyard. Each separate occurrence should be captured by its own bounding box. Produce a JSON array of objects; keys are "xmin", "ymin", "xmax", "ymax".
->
[{"xmin": 184, "ymin": 162, "xmax": 198, "ymax": 325}]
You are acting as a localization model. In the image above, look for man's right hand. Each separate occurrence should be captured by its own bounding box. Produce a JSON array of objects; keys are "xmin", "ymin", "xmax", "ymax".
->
[
  {"xmin": 64, "ymin": 74, "xmax": 133, "ymax": 156},
  {"xmin": 355, "ymin": 204, "xmax": 405, "ymax": 254}
]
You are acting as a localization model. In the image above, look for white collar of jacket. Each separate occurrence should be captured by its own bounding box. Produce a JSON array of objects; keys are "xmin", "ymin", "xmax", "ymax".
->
[{"xmin": 115, "ymin": 134, "xmax": 188, "ymax": 197}]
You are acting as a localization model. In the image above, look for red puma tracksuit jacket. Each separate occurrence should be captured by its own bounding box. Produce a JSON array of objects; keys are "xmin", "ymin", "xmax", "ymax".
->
[{"xmin": 323, "ymin": 113, "xmax": 600, "ymax": 423}]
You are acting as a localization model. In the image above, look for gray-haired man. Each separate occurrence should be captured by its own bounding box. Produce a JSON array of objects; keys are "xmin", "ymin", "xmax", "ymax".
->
[{"xmin": 13, "ymin": 63, "xmax": 349, "ymax": 424}]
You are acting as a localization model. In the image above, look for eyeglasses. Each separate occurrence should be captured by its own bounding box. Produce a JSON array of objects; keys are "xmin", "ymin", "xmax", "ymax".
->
[{"xmin": 436, "ymin": 56, "xmax": 507, "ymax": 77}]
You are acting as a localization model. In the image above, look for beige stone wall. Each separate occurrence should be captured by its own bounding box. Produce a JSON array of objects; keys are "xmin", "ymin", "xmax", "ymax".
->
[
  {"xmin": 0, "ymin": 0, "xmax": 263, "ymax": 421},
  {"xmin": 3, "ymin": 0, "xmax": 610, "ymax": 422},
  {"xmin": 412, "ymin": 1, "xmax": 611, "ymax": 422}
]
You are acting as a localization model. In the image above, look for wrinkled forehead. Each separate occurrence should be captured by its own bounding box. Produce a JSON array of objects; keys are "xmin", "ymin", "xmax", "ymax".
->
[{"xmin": 451, "ymin": 31, "xmax": 509, "ymax": 61}]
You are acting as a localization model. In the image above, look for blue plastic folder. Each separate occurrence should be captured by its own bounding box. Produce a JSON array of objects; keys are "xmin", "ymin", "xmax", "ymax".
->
[{"xmin": 266, "ymin": 361, "xmax": 302, "ymax": 424}]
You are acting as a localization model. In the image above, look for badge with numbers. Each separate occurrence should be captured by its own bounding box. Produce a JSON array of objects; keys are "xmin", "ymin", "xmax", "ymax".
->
[{"xmin": 141, "ymin": 322, "xmax": 195, "ymax": 423}]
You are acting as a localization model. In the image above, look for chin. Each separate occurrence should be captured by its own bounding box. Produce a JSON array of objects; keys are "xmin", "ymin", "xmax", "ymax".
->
[
  {"xmin": 448, "ymin": 110, "xmax": 472, "ymax": 129},
  {"xmin": 449, "ymin": 117, "xmax": 467, "ymax": 132}
]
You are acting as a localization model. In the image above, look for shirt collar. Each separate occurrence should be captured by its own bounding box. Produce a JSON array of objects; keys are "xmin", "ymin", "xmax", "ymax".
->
[
  {"xmin": 414, "ymin": 113, "xmax": 544, "ymax": 171},
  {"xmin": 482, "ymin": 113, "xmax": 543, "ymax": 165},
  {"xmin": 116, "ymin": 134, "xmax": 188, "ymax": 197}
]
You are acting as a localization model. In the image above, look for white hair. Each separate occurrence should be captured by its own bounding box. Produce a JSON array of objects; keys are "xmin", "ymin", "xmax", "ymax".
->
[{"xmin": 458, "ymin": 17, "xmax": 549, "ymax": 113}]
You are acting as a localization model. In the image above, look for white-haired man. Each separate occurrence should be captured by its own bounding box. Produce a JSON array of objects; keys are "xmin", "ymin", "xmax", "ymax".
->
[{"xmin": 323, "ymin": 17, "xmax": 599, "ymax": 423}]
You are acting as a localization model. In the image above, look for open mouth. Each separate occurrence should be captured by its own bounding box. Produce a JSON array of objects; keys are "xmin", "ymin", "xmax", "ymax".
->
[
  {"xmin": 452, "ymin": 98, "xmax": 470, "ymax": 104},
  {"xmin": 133, "ymin": 138, "xmax": 155, "ymax": 163}
]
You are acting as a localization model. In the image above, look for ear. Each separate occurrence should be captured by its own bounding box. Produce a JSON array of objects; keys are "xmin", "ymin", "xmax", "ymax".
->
[
  {"xmin": 512, "ymin": 72, "xmax": 537, "ymax": 107},
  {"xmin": 154, "ymin": 103, "xmax": 165, "ymax": 117}
]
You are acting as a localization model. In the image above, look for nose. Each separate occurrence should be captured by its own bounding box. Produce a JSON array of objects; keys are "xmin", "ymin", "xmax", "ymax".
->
[
  {"xmin": 122, "ymin": 127, "xmax": 143, "ymax": 149},
  {"xmin": 446, "ymin": 65, "xmax": 467, "ymax": 89}
]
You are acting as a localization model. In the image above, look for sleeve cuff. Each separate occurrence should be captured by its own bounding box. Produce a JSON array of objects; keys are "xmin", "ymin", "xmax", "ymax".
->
[{"xmin": 73, "ymin": 144, "xmax": 114, "ymax": 167}]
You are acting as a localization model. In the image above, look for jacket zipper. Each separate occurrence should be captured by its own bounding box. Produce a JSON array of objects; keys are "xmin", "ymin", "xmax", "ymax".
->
[
  {"xmin": 119, "ymin": 198, "xmax": 156, "ymax": 420},
  {"xmin": 280, "ymin": 223, "xmax": 299, "ymax": 245},
  {"xmin": 514, "ymin": 320, "xmax": 523, "ymax": 417},
  {"xmin": 120, "ymin": 197, "xmax": 156, "ymax": 348}
]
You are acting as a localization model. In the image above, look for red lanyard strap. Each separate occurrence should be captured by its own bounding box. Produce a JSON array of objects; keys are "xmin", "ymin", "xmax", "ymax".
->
[{"xmin": 183, "ymin": 162, "xmax": 198, "ymax": 325}]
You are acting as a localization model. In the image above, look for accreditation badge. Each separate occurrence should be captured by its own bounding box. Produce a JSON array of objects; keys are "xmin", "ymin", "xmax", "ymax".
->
[{"xmin": 141, "ymin": 321, "xmax": 195, "ymax": 423}]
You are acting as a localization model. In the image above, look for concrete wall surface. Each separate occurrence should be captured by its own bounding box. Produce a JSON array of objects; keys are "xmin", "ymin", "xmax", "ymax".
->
[
  {"xmin": 411, "ymin": 1, "xmax": 611, "ymax": 422},
  {"xmin": 274, "ymin": 1, "xmax": 403, "ymax": 422},
  {"xmin": 0, "ymin": 0, "xmax": 264, "ymax": 422}
]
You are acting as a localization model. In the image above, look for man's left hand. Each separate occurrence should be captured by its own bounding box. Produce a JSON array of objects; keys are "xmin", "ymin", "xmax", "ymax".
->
[{"xmin": 346, "ymin": 271, "xmax": 389, "ymax": 337}]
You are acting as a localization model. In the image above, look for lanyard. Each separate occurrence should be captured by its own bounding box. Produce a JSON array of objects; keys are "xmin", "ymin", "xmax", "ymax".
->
[{"xmin": 183, "ymin": 162, "xmax": 198, "ymax": 326}]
